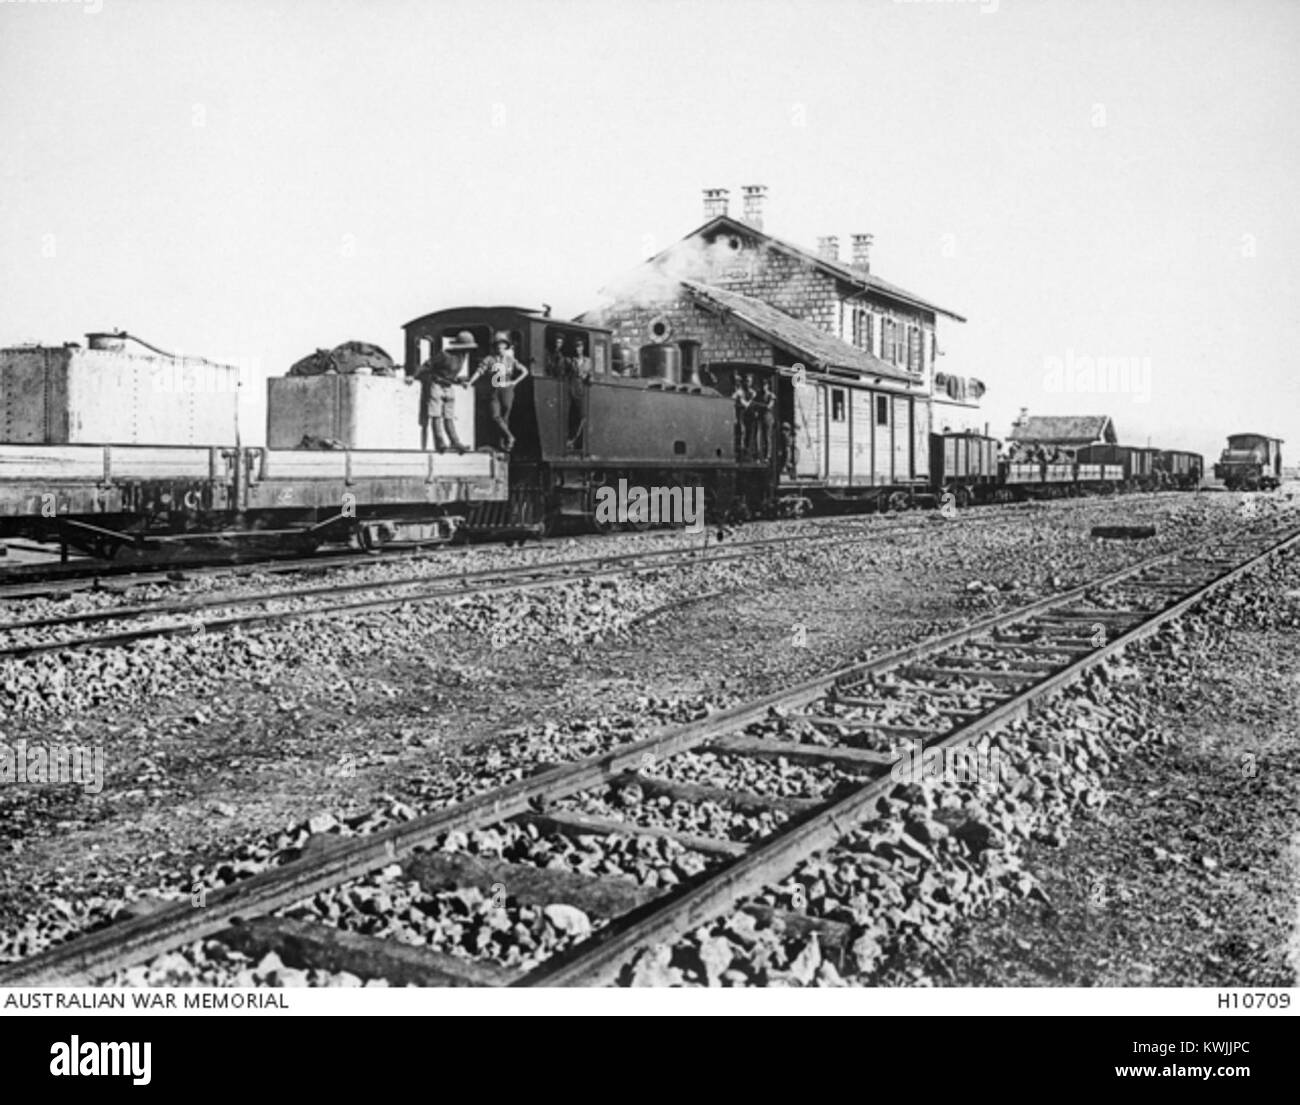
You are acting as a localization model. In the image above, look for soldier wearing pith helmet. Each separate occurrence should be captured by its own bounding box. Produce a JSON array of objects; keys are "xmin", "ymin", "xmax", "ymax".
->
[{"xmin": 409, "ymin": 330, "xmax": 475, "ymax": 453}]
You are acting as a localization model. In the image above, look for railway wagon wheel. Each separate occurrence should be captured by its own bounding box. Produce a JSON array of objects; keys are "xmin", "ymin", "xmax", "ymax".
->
[
  {"xmin": 886, "ymin": 490, "xmax": 912, "ymax": 513},
  {"xmin": 354, "ymin": 522, "xmax": 383, "ymax": 555}
]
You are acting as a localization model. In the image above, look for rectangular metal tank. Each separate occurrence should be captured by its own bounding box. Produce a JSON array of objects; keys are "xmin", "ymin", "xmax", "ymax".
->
[
  {"xmin": 266, "ymin": 374, "xmax": 474, "ymax": 452},
  {"xmin": 0, "ymin": 344, "xmax": 240, "ymax": 446}
]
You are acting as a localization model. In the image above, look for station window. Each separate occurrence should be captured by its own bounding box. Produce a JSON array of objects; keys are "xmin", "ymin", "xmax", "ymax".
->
[
  {"xmin": 876, "ymin": 395, "xmax": 889, "ymax": 426},
  {"xmin": 851, "ymin": 307, "xmax": 874, "ymax": 353},
  {"xmin": 885, "ymin": 319, "xmax": 904, "ymax": 365},
  {"xmin": 831, "ymin": 389, "xmax": 846, "ymax": 422}
]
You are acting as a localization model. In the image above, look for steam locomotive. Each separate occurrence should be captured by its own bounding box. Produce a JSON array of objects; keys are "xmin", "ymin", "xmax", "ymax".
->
[{"xmin": 1214, "ymin": 433, "xmax": 1284, "ymax": 491}]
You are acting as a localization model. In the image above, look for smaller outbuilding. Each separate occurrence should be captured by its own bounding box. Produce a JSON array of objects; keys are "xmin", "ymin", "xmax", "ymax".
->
[{"xmin": 1008, "ymin": 411, "xmax": 1117, "ymax": 449}]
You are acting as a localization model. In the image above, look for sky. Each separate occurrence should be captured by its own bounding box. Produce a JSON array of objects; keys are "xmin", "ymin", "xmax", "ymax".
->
[{"xmin": 2, "ymin": 0, "xmax": 1297, "ymax": 457}]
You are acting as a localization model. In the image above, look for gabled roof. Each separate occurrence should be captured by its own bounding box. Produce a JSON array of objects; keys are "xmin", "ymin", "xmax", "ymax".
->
[
  {"xmin": 678, "ymin": 215, "xmax": 967, "ymax": 322},
  {"xmin": 680, "ymin": 280, "xmax": 915, "ymax": 383},
  {"xmin": 1009, "ymin": 415, "xmax": 1117, "ymax": 444}
]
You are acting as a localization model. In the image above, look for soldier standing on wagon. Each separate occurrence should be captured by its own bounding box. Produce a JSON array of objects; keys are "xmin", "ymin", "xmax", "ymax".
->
[
  {"xmin": 754, "ymin": 379, "xmax": 775, "ymax": 462},
  {"xmin": 409, "ymin": 330, "xmax": 475, "ymax": 453}
]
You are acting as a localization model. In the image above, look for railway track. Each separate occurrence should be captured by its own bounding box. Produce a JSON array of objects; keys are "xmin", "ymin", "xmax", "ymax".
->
[
  {"xmin": 2, "ymin": 518, "xmax": 1293, "ymax": 987},
  {"xmin": 0, "ymin": 489, "xmax": 1174, "ymax": 602},
  {"xmin": 0, "ymin": 494, "xmax": 1172, "ymax": 657}
]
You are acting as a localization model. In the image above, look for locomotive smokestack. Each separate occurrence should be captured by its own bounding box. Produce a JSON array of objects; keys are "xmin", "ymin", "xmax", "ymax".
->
[
  {"xmin": 702, "ymin": 187, "xmax": 730, "ymax": 221},
  {"xmin": 816, "ymin": 236, "xmax": 840, "ymax": 263},
  {"xmin": 741, "ymin": 185, "xmax": 767, "ymax": 231},
  {"xmin": 851, "ymin": 233, "xmax": 874, "ymax": 273}
]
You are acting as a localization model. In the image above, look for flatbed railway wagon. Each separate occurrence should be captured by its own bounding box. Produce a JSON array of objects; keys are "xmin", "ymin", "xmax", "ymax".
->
[
  {"xmin": 0, "ymin": 333, "xmax": 506, "ymax": 560},
  {"xmin": 1214, "ymin": 433, "xmax": 1284, "ymax": 491}
]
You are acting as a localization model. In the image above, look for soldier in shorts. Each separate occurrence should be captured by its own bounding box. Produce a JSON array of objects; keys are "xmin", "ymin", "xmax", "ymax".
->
[{"xmin": 409, "ymin": 330, "xmax": 475, "ymax": 453}]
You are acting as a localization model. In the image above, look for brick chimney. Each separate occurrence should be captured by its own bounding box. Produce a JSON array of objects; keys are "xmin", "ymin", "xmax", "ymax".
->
[
  {"xmin": 740, "ymin": 184, "xmax": 767, "ymax": 231},
  {"xmin": 816, "ymin": 236, "xmax": 840, "ymax": 263},
  {"xmin": 851, "ymin": 233, "xmax": 874, "ymax": 273},
  {"xmin": 702, "ymin": 187, "xmax": 730, "ymax": 221}
]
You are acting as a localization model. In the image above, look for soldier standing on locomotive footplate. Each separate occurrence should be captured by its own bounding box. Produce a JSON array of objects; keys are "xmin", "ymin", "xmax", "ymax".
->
[
  {"xmin": 565, "ymin": 337, "xmax": 592, "ymax": 451},
  {"xmin": 469, "ymin": 331, "xmax": 530, "ymax": 452}
]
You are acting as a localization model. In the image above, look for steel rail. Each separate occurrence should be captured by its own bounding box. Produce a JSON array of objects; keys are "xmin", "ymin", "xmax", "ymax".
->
[
  {"xmin": 0, "ymin": 500, "xmax": 1144, "ymax": 656},
  {"xmin": 0, "ymin": 488, "xmax": 1174, "ymax": 600}
]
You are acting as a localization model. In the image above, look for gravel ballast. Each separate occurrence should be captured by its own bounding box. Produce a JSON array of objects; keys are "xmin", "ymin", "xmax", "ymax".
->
[{"xmin": 0, "ymin": 490, "xmax": 1295, "ymax": 986}]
